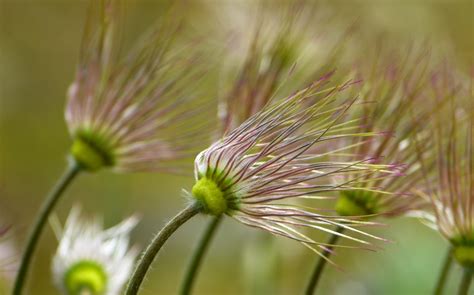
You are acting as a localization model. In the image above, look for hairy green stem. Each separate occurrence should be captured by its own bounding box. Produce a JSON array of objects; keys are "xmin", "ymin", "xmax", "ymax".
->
[
  {"xmin": 434, "ymin": 247, "xmax": 453, "ymax": 295},
  {"xmin": 13, "ymin": 162, "xmax": 81, "ymax": 295},
  {"xmin": 305, "ymin": 226, "xmax": 344, "ymax": 295},
  {"xmin": 458, "ymin": 269, "xmax": 472, "ymax": 295},
  {"xmin": 180, "ymin": 215, "xmax": 223, "ymax": 295},
  {"xmin": 126, "ymin": 203, "xmax": 201, "ymax": 295}
]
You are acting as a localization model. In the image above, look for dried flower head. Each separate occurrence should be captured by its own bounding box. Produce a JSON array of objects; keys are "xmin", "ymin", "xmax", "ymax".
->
[
  {"xmin": 53, "ymin": 207, "xmax": 138, "ymax": 295},
  {"xmin": 219, "ymin": 24, "xmax": 295, "ymax": 134},
  {"xmin": 414, "ymin": 67, "xmax": 474, "ymax": 269},
  {"xmin": 218, "ymin": 2, "xmax": 351, "ymax": 134},
  {"xmin": 189, "ymin": 78, "xmax": 396, "ymax": 258},
  {"xmin": 333, "ymin": 46, "xmax": 436, "ymax": 218},
  {"xmin": 66, "ymin": 0, "xmax": 212, "ymax": 173}
]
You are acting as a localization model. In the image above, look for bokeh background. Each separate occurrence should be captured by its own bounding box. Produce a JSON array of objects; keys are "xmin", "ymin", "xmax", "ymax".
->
[{"xmin": 0, "ymin": 0, "xmax": 473, "ymax": 294}]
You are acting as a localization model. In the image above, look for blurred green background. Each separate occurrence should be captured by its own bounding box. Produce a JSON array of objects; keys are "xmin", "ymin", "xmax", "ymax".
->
[{"xmin": 0, "ymin": 0, "xmax": 472, "ymax": 294}]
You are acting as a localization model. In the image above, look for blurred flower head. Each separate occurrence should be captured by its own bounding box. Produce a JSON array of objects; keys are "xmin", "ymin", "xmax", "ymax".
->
[
  {"xmin": 414, "ymin": 66, "xmax": 473, "ymax": 268},
  {"xmin": 52, "ymin": 207, "xmax": 138, "ymax": 295},
  {"xmin": 190, "ymin": 77, "xmax": 396, "ymax": 258},
  {"xmin": 65, "ymin": 0, "xmax": 213, "ymax": 173},
  {"xmin": 217, "ymin": 1, "xmax": 352, "ymax": 135},
  {"xmin": 333, "ymin": 45, "xmax": 436, "ymax": 218},
  {"xmin": 218, "ymin": 24, "xmax": 295, "ymax": 134}
]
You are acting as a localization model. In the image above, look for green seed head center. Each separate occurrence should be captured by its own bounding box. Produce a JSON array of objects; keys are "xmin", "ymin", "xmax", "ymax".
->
[
  {"xmin": 192, "ymin": 177, "xmax": 227, "ymax": 216},
  {"xmin": 71, "ymin": 130, "xmax": 115, "ymax": 171},
  {"xmin": 335, "ymin": 190, "xmax": 377, "ymax": 217},
  {"xmin": 64, "ymin": 260, "xmax": 107, "ymax": 295},
  {"xmin": 453, "ymin": 245, "xmax": 474, "ymax": 270}
]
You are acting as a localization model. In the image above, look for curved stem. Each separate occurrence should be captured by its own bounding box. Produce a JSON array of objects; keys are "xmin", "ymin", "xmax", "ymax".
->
[
  {"xmin": 13, "ymin": 162, "xmax": 81, "ymax": 295},
  {"xmin": 180, "ymin": 215, "xmax": 222, "ymax": 295},
  {"xmin": 458, "ymin": 269, "xmax": 472, "ymax": 295},
  {"xmin": 434, "ymin": 247, "xmax": 453, "ymax": 295},
  {"xmin": 305, "ymin": 226, "xmax": 344, "ymax": 295},
  {"xmin": 126, "ymin": 203, "xmax": 201, "ymax": 295}
]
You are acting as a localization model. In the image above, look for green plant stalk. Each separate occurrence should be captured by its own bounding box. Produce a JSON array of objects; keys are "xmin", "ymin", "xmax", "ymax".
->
[
  {"xmin": 434, "ymin": 247, "xmax": 453, "ymax": 295},
  {"xmin": 458, "ymin": 268, "xmax": 472, "ymax": 295},
  {"xmin": 126, "ymin": 203, "xmax": 201, "ymax": 295},
  {"xmin": 13, "ymin": 162, "xmax": 81, "ymax": 295},
  {"xmin": 180, "ymin": 215, "xmax": 223, "ymax": 295},
  {"xmin": 305, "ymin": 226, "xmax": 344, "ymax": 295}
]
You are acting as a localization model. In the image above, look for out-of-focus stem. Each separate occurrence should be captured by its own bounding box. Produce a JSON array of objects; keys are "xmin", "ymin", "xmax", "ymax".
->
[
  {"xmin": 180, "ymin": 215, "xmax": 223, "ymax": 295},
  {"xmin": 458, "ymin": 268, "xmax": 472, "ymax": 295},
  {"xmin": 434, "ymin": 247, "xmax": 453, "ymax": 295},
  {"xmin": 13, "ymin": 162, "xmax": 81, "ymax": 295},
  {"xmin": 305, "ymin": 226, "xmax": 344, "ymax": 295}
]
